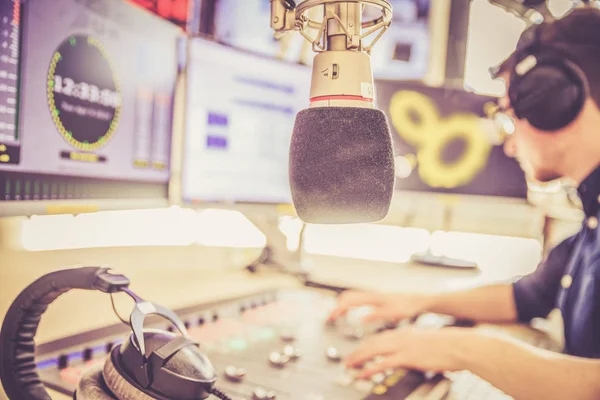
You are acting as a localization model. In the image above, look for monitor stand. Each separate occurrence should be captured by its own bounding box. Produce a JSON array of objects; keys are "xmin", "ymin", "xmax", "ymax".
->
[
  {"xmin": 244, "ymin": 208, "xmax": 309, "ymax": 279},
  {"xmin": 409, "ymin": 197, "xmax": 478, "ymax": 270}
]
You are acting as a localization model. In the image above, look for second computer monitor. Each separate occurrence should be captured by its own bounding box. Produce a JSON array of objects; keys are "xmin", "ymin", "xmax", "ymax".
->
[{"xmin": 181, "ymin": 38, "xmax": 311, "ymax": 205}]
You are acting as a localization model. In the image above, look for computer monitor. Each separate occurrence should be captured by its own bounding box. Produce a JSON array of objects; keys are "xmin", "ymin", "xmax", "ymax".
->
[
  {"xmin": 0, "ymin": 0, "xmax": 183, "ymax": 216},
  {"xmin": 375, "ymin": 80, "xmax": 528, "ymax": 198},
  {"xmin": 0, "ymin": 0, "xmax": 21, "ymax": 168},
  {"xmin": 179, "ymin": 37, "xmax": 311, "ymax": 205}
]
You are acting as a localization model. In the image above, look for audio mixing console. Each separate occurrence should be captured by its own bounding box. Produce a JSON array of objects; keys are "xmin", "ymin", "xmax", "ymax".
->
[{"xmin": 33, "ymin": 288, "xmax": 500, "ymax": 400}]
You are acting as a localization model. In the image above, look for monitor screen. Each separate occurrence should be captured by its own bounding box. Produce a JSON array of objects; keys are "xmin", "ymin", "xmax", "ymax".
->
[
  {"xmin": 0, "ymin": 0, "xmax": 21, "ymax": 166},
  {"xmin": 181, "ymin": 38, "xmax": 311, "ymax": 204},
  {"xmin": 0, "ymin": 0, "xmax": 182, "ymax": 205},
  {"xmin": 211, "ymin": 0, "xmax": 433, "ymax": 80},
  {"xmin": 375, "ymin": 80, "xmax": 528, "ymax": 198}
]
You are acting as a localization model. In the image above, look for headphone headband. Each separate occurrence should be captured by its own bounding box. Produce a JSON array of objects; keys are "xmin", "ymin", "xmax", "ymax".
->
[
  {"xmin": 0, "ymin": 267, "xmax": 128, "ymax": 400},
  {"xmin": 0, "ymin": 267, "xmax": 196, "ymax": 400}
]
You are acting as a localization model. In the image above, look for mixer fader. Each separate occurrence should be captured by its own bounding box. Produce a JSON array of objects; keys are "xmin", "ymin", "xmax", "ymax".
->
[{"xmin": 35, "ymin": 289, "xmax": 452, "ymax": 399}]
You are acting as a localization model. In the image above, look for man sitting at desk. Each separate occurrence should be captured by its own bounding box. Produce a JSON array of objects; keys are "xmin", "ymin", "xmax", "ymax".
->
[{"xmin": 328, "ymin": 7, "xmax": 600, "ymax": 400}]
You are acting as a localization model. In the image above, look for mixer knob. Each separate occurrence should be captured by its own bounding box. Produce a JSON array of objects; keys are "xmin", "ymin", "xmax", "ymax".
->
[
  {"xmin": 344, "ymin": 327, "xmax": 364, "ymax": 341},
  {"xmin": 224, "ymin": 365, "xmax": 246, "ymax": 382},
  {"xmin": 282, "ymin": 344, "xmax": 301, "ymax": 360},
  {"xmin": 326, "ymin": 346, "xmax": 342, "ymax": 362},
  {"xmin": 354, "ymin": 379, "xmax": 374, "ymax": 393},
  {"xmin": 371, "ymin": 373, "xmax": 385, "ymax": 385},
  {"xmin": 58, "ymin": 354, "xmax": 68, "ymax": 369},
  {"xmin": 334, "ymin": 372, "xmax": 354, "ymax": 387},
  {"xmin": 253, "ymin": 388, "xmax": 277, "ymax": 400},
  {"xmin": 83, "ymin": 348, "xmax": 93, "ymax": 362},
  {"xmin": 105, "ymin": 342, "xmax": 115, "ymax": 353},
  {"xmin": 269, "ymin": 351, "xmax": 289, "ymax": 368}
]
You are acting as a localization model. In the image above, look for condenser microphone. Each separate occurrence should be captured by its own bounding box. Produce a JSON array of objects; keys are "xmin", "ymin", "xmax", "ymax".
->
[{"xmin": 271, "ymin": 0, "xmax": 396, "ymax": 224}]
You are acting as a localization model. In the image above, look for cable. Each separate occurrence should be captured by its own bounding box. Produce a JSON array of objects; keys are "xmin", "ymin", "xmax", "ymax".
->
[
  {"xmin": 209, "ymin": 387, "xmax": 233, "ymax": 400},
  {"xmin": 110, "ymin": 293, "xmax": 131, "ymax": 326}
]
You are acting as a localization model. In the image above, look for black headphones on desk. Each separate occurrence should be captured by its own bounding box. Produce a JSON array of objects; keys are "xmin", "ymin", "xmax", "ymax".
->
[
  {"xmin": 0, "ymin": 266, "xmax": 231, "ymax": 400},
  {"xmin": 491, "ymin": 21, "xmax": 592, "ymax": 132}
]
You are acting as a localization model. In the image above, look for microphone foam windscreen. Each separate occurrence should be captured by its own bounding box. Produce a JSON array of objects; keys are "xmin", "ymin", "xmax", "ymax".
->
[{"xmin": 290, "ymin": 107, "xmax": 395, "ymax": 224}]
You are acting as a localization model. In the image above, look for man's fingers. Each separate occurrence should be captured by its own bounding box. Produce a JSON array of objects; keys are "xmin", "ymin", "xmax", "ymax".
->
[
  {"xmin": 361, "ymin": 307, "xmax": 403, "ymax": 324},
  {"xmin": 328, "ymin": 291, "xmax": 381, "ymax": 321},
  {"xmin": 357, "ymin": 354, "xmax": 407, "ymax": 379},
  {"xmin": 345, "ymin": 334, "xmax": 397, "ymax": 367}
]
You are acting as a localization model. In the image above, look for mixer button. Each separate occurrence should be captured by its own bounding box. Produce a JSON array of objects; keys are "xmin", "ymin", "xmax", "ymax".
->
[
  {"xmin": 354, "ymin": 379, "xmax": 374, "ymax": 393},
  {"xmin": 253, "ymin": 388, "xmax": 277, "ymax": 400},
  {"xmin": 58, "ymin": 354, "xmax": 68, "ymax": 369},
  {"xmin": 83, "ymin": 348, "xmax": 93, "ymax": 362},
  {"xmin": 371, "ymin": 373, "xmax": 385, "ymax": 385},
  {"xmin": 334, "ymin": 372, "xmax": 354, "ymax": 387},
  {"xmin": 269, "ymin": 351, "xmax": 289, "ymax": 367},
  {"xmin": 253, "ymin": 388, "xmax": 267, "ymax": 400},
  {"xmin": 224, "ymin": 365, "xmax": 246, "ymax": 382},
  {"xmin": 326, "ymin": 347, "xmax": 342, "ymax": 362},
  {"xmin": 282, "ymin": 344, "xmax": 301, "ymax": 360},
  {"xmin": 344, "ymin": 327, "xmax": 364, "ymax": 340},
  {"xmin": 372, "ymin": 384, "xmax": 388, "ymax": 395}
]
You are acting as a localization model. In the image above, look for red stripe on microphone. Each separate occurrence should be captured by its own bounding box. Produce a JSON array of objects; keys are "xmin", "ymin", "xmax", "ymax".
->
[{"xmin": 310, "ymin": 95, "xmax": 373, "ymax": 103}]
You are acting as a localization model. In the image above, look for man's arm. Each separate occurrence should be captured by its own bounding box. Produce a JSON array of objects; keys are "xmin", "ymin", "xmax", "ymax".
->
[
  {"xmin": 422, "ymin": 233, "xmax": 579, "ymax": 324},
  {"xmin": 347, "ymin": 328, "xmax": 600, "ymax": 400},
  {"xmin": 331, "ymin": 235, "xmax": 578, "ymax": 325},
  {"xmin": 423, "ymin": 284, "xmax": 518, "ymax": 323},
  {"xmin": 463, "ymin": 331, "xmax": 600, "ymax": 400}
]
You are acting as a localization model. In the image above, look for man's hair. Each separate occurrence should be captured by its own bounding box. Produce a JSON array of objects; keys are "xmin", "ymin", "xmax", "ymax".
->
[{"xmin": 498, "ymin": 7, "xmax": 600, "ymax": 108}]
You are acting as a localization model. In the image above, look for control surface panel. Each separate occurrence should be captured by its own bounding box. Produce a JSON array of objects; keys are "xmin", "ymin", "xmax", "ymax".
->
[{"xmin": 35, "ymin": 288, "xmax": 511, "ymax": 399}]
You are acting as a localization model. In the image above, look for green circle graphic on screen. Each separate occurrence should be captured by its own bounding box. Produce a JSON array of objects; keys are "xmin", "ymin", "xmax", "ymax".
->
[{"xmin": 47, "ymin": 34, "xmax": 122, "ymax": 151}]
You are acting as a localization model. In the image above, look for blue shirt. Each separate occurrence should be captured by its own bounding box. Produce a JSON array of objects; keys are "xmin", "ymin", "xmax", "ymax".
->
[{"xmin": 513, "ymin": 165, "xmax": 600, "ymax": 358}]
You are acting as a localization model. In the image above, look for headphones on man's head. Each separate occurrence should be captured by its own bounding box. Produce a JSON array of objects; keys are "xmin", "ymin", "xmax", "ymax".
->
[
  {"xmin": 0, "ymin": 267, "xmax": 231, "ymax": 400},
  {"xmin": 491, "ymin": 21, "xmax": 591, "ymax": 132}
]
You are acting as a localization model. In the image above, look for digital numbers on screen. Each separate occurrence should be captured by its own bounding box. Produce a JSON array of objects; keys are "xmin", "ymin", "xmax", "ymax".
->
[
  {"xmin": 53, "ymin": 75, "xmax": 121, "ymax": 109},
  {"xmin": 389, "ymin": 90, "xmax": 492, "ymax": 189},
  {"xmin": 47, "ymin": 35, "xmax": 122, "ymax": 151}
]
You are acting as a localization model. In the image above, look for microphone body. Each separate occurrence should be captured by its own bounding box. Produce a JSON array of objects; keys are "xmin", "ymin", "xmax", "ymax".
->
[
  {"xmin": 290, "ymin": 106, "xmax": 395, "ymax": 224},
  {"xmin": 278, "ymin": 1, "xmax": 396, "ymax": 224}
]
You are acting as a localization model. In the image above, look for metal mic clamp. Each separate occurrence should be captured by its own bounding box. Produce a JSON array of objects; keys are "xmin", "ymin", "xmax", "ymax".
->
[{"xmin": 270, "ymin": 0, "xmax": 392, "ymax": 53}]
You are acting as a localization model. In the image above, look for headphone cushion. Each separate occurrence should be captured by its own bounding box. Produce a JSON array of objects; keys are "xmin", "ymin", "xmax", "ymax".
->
[
  {"xmin": 103, "ymin": 354, "xmax": 156, "ymax": 400},
  {"xmin": 510, "ymin": 60, "xmax": 586, "ymax": 131},
  {"xmin": 75, "ymin": 363, "xmax": 117, "ymax": 400}
]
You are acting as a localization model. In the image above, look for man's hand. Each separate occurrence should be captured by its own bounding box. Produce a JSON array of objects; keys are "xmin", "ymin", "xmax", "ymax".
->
[
  {"xmin": 345, "ymin": 327, "xmax": 471, "ymax": 378},
  {"xmin": 327, "ymin": 290, "xmax": 432, "ymax": 323}
]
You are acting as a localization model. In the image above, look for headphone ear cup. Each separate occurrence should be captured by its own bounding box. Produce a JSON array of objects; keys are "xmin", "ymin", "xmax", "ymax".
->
[
  {"xmin": 103, "ymin": 355, "xmax": 156, "ymax": 400},
  {"xmin": 510, "ymin": 59, "xmax": 587, "ymax": 131},
  {"xmin": 75, "ymin": 362, "xmax": 117, "ymax": 400}
]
